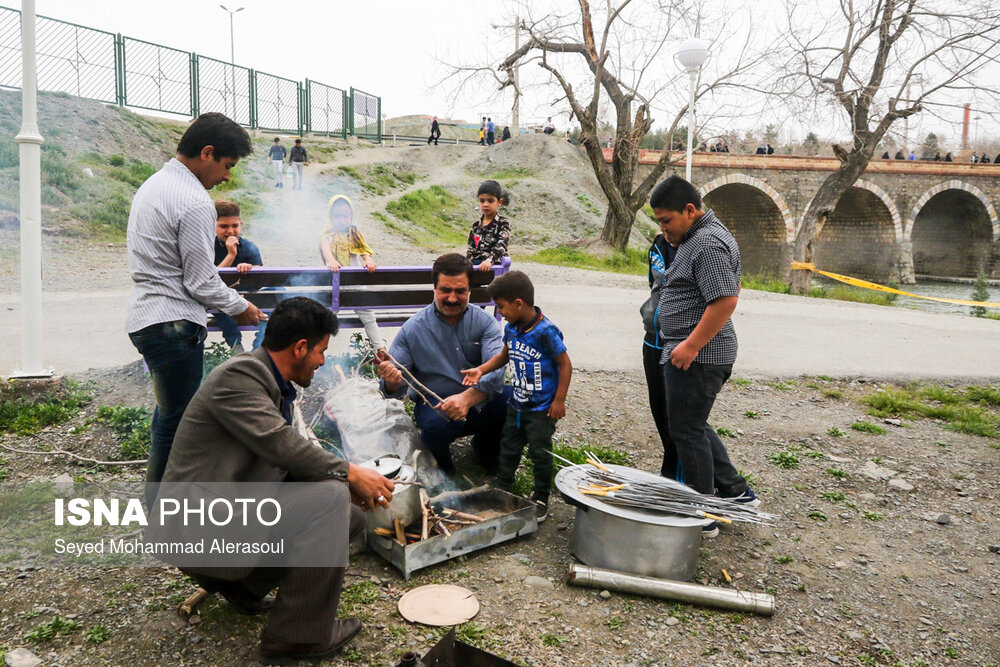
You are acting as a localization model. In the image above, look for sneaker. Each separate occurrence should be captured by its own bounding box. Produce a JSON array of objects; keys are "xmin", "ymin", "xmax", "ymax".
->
[
  {"xmin": 701, "ymin": 521, "xmax": 719, "ymax": 538},
  {"xmin": 534, "ymin": 500, "xmax": 548, "ymax": 524},
  {"xmin": 722, "ymin": 488, "xmax": 761, "ymax": 508}
]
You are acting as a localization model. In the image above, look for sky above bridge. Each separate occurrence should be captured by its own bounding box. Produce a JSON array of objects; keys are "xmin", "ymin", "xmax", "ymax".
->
[{"xmin": 9, "ymin": 0, "xmax": 1000, "ymax": 150}]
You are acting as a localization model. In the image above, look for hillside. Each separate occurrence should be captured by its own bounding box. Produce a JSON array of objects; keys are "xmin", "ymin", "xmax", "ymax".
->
[{"xmin": 0, "ymin": 92, "xmax": 656, "ymax": 291}]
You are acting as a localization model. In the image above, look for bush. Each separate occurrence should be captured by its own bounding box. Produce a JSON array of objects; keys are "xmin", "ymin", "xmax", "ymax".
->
[
  {"xmin": 0, "ymin": 387, "xmax": 91, "ymax": 435},
  {"xmin": 970, "ymin": 270, "xmax": 989, "ymax": 318},
  {"xmin": 95, "ymin": 405, "xmax": 152, "ymax": 460}
]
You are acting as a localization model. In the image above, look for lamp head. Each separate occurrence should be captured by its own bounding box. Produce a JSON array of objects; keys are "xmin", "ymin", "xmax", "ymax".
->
[{"xmin": 675, "ymin": 38, "xmax": 710, "ymax": 73}]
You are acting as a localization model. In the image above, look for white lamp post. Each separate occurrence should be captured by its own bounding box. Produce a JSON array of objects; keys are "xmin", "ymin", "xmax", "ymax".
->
[
  {"xmin": 15, "ymin": 0, "xmax": 50, "ymax": 377},
  {"xmin": 674, "ymin": 38, "xmax": 710, "ymax": 182},
  {"xmin": 219, "ymin": 5, "xmax": 244, "ymax": 119}
]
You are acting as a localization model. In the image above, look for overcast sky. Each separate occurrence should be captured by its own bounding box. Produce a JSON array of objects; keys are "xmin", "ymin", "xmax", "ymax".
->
[{"xmin": 9, "ymin": 0, "xmax": 1000, "ymax": 150}]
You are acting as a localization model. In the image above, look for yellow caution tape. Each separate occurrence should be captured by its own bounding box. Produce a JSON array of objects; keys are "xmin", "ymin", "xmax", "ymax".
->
[{"xmin": 791, "ymin": 262, "xmax": 1000, "ymax": 308}]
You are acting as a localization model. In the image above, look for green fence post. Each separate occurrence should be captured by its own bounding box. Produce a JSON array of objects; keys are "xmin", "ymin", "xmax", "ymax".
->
[
  {"xmin": 249, "ymin": 69, "xmax": 256, "ymax": 129},
  {"xmin": 189, "ymin": 53, "xmax": 199, "ymax": 118},
  {"xmin": 349, "ymin": 87, "xmax": 355, "ymax": 137},
  {"xmin": 342, "ymin": 89, "xmax": 348, "ymax": 139},
  {"xmin": 377, "ymin": 96, "xmax": 382, "ymax": 143},
  {"xmin": 114, "ymin": 34, "xmax": 124, "ymax": 106},
  {"xmin": 303, "ymin": 78, "xmax": 310, "ymax": 134}
]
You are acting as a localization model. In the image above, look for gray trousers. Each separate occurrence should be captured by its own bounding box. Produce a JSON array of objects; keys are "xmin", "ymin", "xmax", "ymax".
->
[{"xmin": 291, "ymin": 162, "xmax": 304, "ymax": 188}]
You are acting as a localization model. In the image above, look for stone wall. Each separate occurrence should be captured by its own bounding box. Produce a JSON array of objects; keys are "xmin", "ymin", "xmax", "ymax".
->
[
  {"xmin": 702, "ymin": 183, "xmax": 789, "ymax": 275},
  {"xmin": 911, "ymin": 191, "xmax": 994, "ymax": 277},
  {"xmin": 813, "ymin": 187, "xmax": 899, "ymax": 282}
]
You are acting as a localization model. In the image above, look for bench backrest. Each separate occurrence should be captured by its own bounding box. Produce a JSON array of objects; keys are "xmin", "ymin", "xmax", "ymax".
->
[{"xmin": 209, "ymin": 259, "xmax": 511, "ymax": 331}]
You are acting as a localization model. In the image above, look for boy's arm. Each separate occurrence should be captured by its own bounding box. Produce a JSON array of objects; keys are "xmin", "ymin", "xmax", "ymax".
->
[
  {"xmin": 548, "ymin": 351, "xmax": 572, "ymax": 420},
  {"xmin": 669, "ymin": 296, "xmax": 738, "ymax": 371},
  {"xmin": 460, "ymin": 345, "xmax": 509, "ymax": 385}
]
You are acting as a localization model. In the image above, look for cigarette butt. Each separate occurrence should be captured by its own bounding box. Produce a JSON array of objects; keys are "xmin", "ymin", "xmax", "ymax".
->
[
  {"xmin": 702, "ymin": 512, "xmax": 733, "ymax": 525},
  {"xmin": 722, "ymin": 568, "xmax": 732, "ymax": 583}
]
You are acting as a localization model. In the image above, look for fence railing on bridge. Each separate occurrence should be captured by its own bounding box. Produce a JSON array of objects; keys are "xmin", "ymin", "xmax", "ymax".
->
[{"xmin": 0, "ymin": 5, "xmax": 381, "ymax": 141}]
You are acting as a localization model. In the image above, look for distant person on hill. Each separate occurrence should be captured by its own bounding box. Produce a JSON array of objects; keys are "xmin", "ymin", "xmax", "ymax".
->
[
  {"xmin": 478, "ymin": 126, "xmax": 486, "ymax": 146},
  {"xmin": 755, "ymin": 144, "xmax": 766, "ymax": 154},
  {"xmin": 428, "ymin": 117, "xmax": 441, "ymax": 145},
  {"xmin": 766, "ymin": 143, "xmax": 774, "ymax": 155},
  {"xmin": 944, "ymin": 152, "xmax": 953, "ymax": 162},
  {"xmin": 486, "ymin": 117, "xmax": 496, "ymax": 145},
  {"xmin": 213, "ymin": 199, "xmax": 267, "ymax": 352},
  {"xmin": 501, "ymin": 126, "xmax": 512, "ymax": 141},
  {"xmin": 289, "ymin": 139, "xmax": 309, "ymax": 190},
  {"xmin": 268, "ymin": 137, "xmax": 287, "ymax": 187},
  {"xmin": 895, "ymin": 150, "xmax": 905, "ymax": 160},
  {"xmin": 543, "ymin": 117, "xmax": 556, "ymax": 135},
  {"xmin": 467, "ymin": 180, "xmax": 510, "ymax": 272},
  {"xmin": 319, "ymin": 195, "xmax": 386, "ymax": 358},
  {"xmin": 125, "ymin": 112, "xmax": 261, "ymax": 507},
  {"xmin": 908, "ymin": 151, "xmax": 917, "ymax": 161},
  {"xmin": 881, "ymin": 151, "xmax": 890, "ymax": 159},
  {"xmin": 982, "ymin": 154, "xmax": 992, "ymax": 164},
  {"xmin": 971, "ymin": 152, "xmax": 979, "ymax": 163},
  {"xmin": 934, "ymin": 152, "xmax": 941, "ymax": 161}
]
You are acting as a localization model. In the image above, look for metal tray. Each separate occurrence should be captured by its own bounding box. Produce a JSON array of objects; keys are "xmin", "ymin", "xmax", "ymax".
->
[{"xmin": 367, "ymin": 488, "xmax": 537, "ymax": 579}]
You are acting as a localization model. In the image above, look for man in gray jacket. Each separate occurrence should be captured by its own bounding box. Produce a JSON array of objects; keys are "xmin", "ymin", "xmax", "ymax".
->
[{"xmin": 160, "ymin": 297, "xmax": 393, "ymax": 664}]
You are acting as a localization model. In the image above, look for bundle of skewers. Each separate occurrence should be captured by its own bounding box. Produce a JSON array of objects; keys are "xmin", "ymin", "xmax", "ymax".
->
[
  {"xmin": 371, "ymin": 487, "xmax": 493, "ymax": 545},
  {"xmin": 558, "ymin": 451, "xmax": 778, "ymax": 527}
]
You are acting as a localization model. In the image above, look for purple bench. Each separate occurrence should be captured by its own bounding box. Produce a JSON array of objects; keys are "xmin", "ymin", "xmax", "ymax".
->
[{"xmin": 207, "ymin": 257, "xmax": 511, "ymax": 332}]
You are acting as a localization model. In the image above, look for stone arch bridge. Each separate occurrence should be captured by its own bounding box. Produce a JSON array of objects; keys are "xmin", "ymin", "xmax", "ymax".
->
[{"xmin": 621, "ymin": 150, "xmax": 1000, "ymax": 283}]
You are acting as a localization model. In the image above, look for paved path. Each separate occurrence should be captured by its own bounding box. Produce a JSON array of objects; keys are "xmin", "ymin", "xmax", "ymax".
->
[{"xmin": 3, "ymin": 284, "xmax": 999, "ymax": 382}]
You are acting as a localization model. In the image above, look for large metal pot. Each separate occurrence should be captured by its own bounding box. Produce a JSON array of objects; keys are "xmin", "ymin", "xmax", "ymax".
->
[
  {"xmin": 361, "ymin": 455, "xmax": 421, "ymax": 531},
  {"xmin": 554, "ymin": 464, "xmax": 709, "ymax": 582}
]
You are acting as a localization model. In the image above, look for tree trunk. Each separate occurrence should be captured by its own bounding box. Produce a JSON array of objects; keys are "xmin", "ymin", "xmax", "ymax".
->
[
  {"xmin": 600, "ymin": 198, "xmax": 638, "ymax": 249},
  {"xmin": 789, "ymin": 154, "xmax": 871, "ymax": 294}
]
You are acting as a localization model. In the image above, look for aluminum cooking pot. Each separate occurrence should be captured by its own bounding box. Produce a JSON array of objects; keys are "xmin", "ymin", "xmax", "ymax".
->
[
  {"xmin": 554, "ymin": 464, "xmax": 709, "ymax": 581},
  {"xmin": 361, "ymin": 455, "xmax": 420, "ymax": 531}
]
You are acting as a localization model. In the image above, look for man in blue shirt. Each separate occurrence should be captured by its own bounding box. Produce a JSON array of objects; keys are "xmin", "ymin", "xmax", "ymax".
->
[
  {"xmin": 214, "ymin": 200, "xmax": 267, "ymax": 351},
  {"xmin": 377, "ymin": 253, "xmax": 511, "ymax": 473}
]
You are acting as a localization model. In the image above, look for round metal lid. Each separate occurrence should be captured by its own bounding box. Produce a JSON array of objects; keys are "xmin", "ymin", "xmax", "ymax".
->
[
  {"xmin": 360, "ymin": 455, "xmax": 404, "ymax": 479},
  {"xmin": 554, "ymin": 464, "xmax": 710, "ymax": 527}
]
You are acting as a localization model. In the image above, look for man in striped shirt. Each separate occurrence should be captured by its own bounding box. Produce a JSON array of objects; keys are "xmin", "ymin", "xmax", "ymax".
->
[{"xmin": 126, "ymin": 112, "xmax": 263, "ymax": 506}]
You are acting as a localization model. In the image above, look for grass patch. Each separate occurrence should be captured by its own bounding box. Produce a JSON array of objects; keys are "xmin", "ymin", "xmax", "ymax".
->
[
  {"xmin": 340, "ymin": 164, "xmax": 416, "ymax": 196},
  {"xmin": 512, "ymin": 441, "xmax": 631, "ymax": 496},
  {"xmin": 743, "ymin": 410, "xmax": 760, "ymax": 419},
  {"xmin": 85, "ymin": 625, "xmax": 111, "ymax": 643},
  {"xmin": 767, "ymin": 451, "xmax": 799, "ymax": 469},
  {"xmin": 851, "ymin": 421, "xmax": 888, "ymax": 435},
  {"xmin": 862, "ymin": 384, "xmax": 1000, "ymax": 440},
  {"xmin": 94, "ymin": 405, "xmax": 151, "ymax": 461},
  {"xmin": 863, "ymin": 511, "xmax": 884, "ymax": 521},
  {"xmin": 25, "ymin": 616, "xmax": 80, "ymax": 645},
  {"xmin": 108, "ymin": 157, "xmax": 157, "ymax": 188},
  {"xmin": 767, "ymin": 380, "xmax": 796, "ymax": 391},
  {"xmin": 820, "ymin": 490, "xmax": 845, "ymax": 503},
  {"xmin": 741, "ymin": 273, "xmax": 789, "ymax": 293},
  {"xmin": 823, "ymin": 388, "xmax": 844, "ymax": 399},
  {"xmin": 715, "ymin": 426, "xmax": 736, "ymax": 437},
  {"xmin": 576, "ymin": 193, "xmax": 601, "ymax": 215},
  {"xmin": 731, "ymin": 377, "xmax": 752, "ymax": 388},
  {"xmin": 827, "ymin": 427, "xmax": 846, "ymax": 437},
  {"xmin": 0, "ymin": 385, "xmax": 91, "ymax": 435},
  {"xmin": 739, "ymin": 273, "xmax": 898, "ymax": 306},
  {"xmin": 384, "ymin": 185, "xmax": 467, "ymax": 248},
  {"xmin": 826, "ymin": 467, "xmax": 848, "ymax": 480},
  {"xmin": 487, "ymin": 166, "xmax": 535, "ymax": 180},
  {"xmin": 524, "ymin": 246, "xmax": 646, "ymax": 276},
  {"xmin": 807, "ymin": 509, "xmax": 828, "ymax": 521},
  {"xmin": 773, "ymin": 555, "xmax": 794, "ymax": 564}
]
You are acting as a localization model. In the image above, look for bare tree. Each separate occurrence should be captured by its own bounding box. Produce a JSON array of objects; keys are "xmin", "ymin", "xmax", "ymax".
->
[
  {"xmin": 783, "ymin": 0, "xmax": 1000, "ymax": 293},
  {"xmin": 476, "ymin": 0, "xmax": 770, "ymax": 251}
]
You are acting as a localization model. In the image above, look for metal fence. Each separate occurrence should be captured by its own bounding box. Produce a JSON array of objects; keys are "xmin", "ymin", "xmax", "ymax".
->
[{"xmin": 0, "ymin": 5, "xmax": 381, "ymax": 140}]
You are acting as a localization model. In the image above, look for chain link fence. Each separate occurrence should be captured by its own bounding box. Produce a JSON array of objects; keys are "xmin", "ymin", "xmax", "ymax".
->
[{"xmin": 0, "ymin": 5, "xmax": 380, "ymax": 140}]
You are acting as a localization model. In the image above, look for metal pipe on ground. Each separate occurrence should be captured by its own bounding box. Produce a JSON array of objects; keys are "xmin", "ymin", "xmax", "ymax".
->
[{"xmin": 567, "ymin": 563, "xmax": 775, "ymax": 616}]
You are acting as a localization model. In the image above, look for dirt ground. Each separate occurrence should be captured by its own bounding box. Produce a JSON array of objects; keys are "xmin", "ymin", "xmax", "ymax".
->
[{"xmin": 1, "ymin": 363, "xmax": 998, "ymax": 667}]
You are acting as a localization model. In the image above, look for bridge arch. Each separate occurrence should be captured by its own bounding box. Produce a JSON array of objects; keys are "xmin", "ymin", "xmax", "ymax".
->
[
  {"xmin": 699, "ymin": 174, "xmax": 794, "ymax": 274},
  {"xmin": 813, "ymin": 179, "xmax": 902, "ymax": 282},
  {"xmin": 905, "ymin": 181, "xmax": 998, "ymax": 278}
]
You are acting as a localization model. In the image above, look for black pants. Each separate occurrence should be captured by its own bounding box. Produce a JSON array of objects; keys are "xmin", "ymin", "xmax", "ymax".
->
[
  {"xmin": 663, "ymin": 360, "xmax": 747, "ymax": 496},
  {"xmin": 643, "ymin": 343, "xmax": 678, "ymax": 479},
  {"xmin": 427, "ymin": 132, "xmax": 439, "ymax": 145},
  {"xmin": 496, "ymin": 409, "xmax": 557, "ymax": 502},
  {"xmin": 486, "ymin": 131, "xmax": 495, "ymax": 145}
]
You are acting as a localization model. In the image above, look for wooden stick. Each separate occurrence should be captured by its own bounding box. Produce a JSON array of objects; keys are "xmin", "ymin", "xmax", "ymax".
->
[
  {"xmin": 393, "ymin": 518, "xmax": 406, "ymax": 545},
  {"xmin": 419, "ymin": 489, "xmax": 430, "ymax": 541},
  {"xmin": 442, "ymin": 508, "xmax": 484, "ymax": 523},
  {"xmin": 0, "ymin": 441, "xmax": 147, "ymax": 466},
  {"xmin": 178, "ymin": 588, "xmax": 210, "ymax": 616},
  {"xmin": 428, "ymin": 484, "xmax": 489, "ymax": 505}
]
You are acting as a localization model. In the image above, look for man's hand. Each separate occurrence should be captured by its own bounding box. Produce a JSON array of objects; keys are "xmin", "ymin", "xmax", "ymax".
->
[
  {"xmin": 225, "ymin": 235, "xmax": 240, "ymax": 256},
  {"xmin": 547, "ymin": 398, "xmax": 566, "ymax": 420},
  {"xmin": 363, "ymin": 257, "xmax": 377, "ymax": 273},
  {"xmin": 305, "ymin": 161, "xmax": 310, "ymax": 166},
  {"xmin": 478, "ymin": 259, "xmax": 493, "ymax": 272},
  {"xmin": 236, "ymin": 262, "xmax": 253, "ymax": 274},
  {"xmin": 347, "ymin": 463, "xmax": 394, "ymax": 512},
  {"xmin": 326, "ymin": 259, "xmax": 342, "ymax": 272},
  {"xmin": 377, "ymin": 359, "xmax": 402, "ymax": 389},
  {"xmin": 233, "ymin": 302, "xmax": 264, "ymax": 326},
  {"xmin": 460, "ymin": 367, "xmax": 483, "ymax": 386},
  {"xmin": 669, "ymin": 339, "xmax": 699, "ymax": 371},
  {"xmin": 438, "ymin": 393, "xmax": 473, "ymax": 421}
]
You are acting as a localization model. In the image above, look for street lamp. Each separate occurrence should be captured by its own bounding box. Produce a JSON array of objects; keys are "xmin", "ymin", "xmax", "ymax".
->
[
  {"xmin": 674, "ymin": 38, "xmax": 710, "ymax": 182},
  {"xmin": 219, "ymin": 5, "xmax": 243, "ymax": 119}
]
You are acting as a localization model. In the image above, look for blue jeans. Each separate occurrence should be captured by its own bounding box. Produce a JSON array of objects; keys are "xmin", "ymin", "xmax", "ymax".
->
[
  {"xmin": 414, "ymin": 386, "xmax": 512, "ymax": 474},
  {"xmin": 663, "ymin": 361, "xmax": 748, "ymax": 496},
  {"xmin": 215, "ymin": 312, "xmax": 267, "ymax": 349},
  {"xmin": 128, "ymin": 320, "xmax": 206, "ymax": 506}
]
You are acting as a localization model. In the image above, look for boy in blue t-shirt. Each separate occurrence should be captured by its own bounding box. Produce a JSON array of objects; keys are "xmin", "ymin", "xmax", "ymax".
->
[{"xmin": 461, "ymin": 271, "xmax": 572, "ymax": 522}]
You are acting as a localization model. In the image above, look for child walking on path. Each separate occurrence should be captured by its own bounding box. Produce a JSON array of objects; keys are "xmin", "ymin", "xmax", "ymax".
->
[
  {"xmin": 320, "ymin": 194, "xmax": 386, "ymax": 356},
  {"xmin": 461, "ymin": 271, "xmax": 572, "ymax": 523},
  {"xmin": 466, "ymin": 180, "xmax": 511, "ymax": 272}
]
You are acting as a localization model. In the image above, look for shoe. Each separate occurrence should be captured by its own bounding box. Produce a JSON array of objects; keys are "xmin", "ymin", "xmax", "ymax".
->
[
  {"xmin": 701, "ymin": 521, "xmax": 719, "ymax": 539},
  {"xmin": 534, "ymin": 499, "xmax": 548, "ymax": 524},
  {"xmin": 260, "ymin": 618, "xmax": 362, "ymax": 665},
  {"xmin": 195, "ymin": 577, "xmax": 272, "ymax": 616},
  {"xmin": 721, "ymin": 488, "xmax": 761, "ymax": 508}
]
